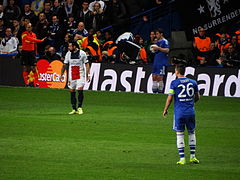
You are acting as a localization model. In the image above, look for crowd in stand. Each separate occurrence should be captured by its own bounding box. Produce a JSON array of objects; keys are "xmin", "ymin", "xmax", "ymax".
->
[
  {"xmin": 190, "ymin": 27, "xmax": 240, "ymax": 68},
  {"xmin": 0, "ymin": 0, "xmax": 162, "ymax": 62},
  {"xmin": 0, "ymin": 0, "xmax": 239, "ymax": 68}
]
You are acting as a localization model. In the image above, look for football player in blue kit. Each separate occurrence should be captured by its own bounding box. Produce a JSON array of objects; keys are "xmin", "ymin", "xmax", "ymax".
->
[
  {"xmin": 163, "ymin": 64, "xmax": 200, "ymax": 165},
  {"xmin": 151, "ymin": 28, "xmax": 170, "ymax": 93}
]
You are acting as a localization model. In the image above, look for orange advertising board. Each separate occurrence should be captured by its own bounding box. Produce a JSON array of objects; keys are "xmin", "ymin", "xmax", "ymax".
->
[{"xmin": 36, "ymin": 59, "xmax": 67, "ymax": 88}]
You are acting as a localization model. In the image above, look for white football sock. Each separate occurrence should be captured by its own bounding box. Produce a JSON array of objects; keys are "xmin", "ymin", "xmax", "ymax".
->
[
  {"xmin": 177, "ymin": 132, "xmax": 185, "ymax": 161},
  {"xmin": 188, "ymin": 131, "xmax": 196, "ymax": 158}
]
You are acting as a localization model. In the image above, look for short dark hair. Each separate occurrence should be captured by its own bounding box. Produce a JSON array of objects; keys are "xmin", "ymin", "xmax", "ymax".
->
[
  {"xmin": 70, "ymin": 41, "xmax": 79, "ymax": 48},
  {"xmin": 155, "ymin": 28, "xmax": 164, "ymax": 34},
  {"xmin": 175, "ymin": 64, "xmax": 186, "ymax": 75}
]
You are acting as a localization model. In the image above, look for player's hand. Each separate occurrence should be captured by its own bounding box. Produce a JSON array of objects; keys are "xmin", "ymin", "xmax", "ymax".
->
[
  {"xmin": 86, "ymin": 75, "xmax": 91, "ymax": 83},
  {"xmin": 41, "ymin": 37, "xmax": 47, "ymax": 41},
  {"xmin": 163, "ymin": 109, "xmax": 168, "ymax": 118},
  {"xmin": 60, "ymin": 75, "xmax": 64, "ymax": 81},
  {"xmin": 151, "ymin": 44, "xmax": 159, "ymax": 50}
]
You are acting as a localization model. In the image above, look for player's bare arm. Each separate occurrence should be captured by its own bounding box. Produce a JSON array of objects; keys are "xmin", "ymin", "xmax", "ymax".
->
[
  {"xmin": 163, "ymin": 95, "xmax": 173, "ymax": 117},
  {"xmin": 194, "ymin": 92, "xmax": 200, "ymax": 103},
  {"xmin": 152, "ymin": 45, "xmax": 169, "ymax": 53},
  {"xmin": 60, "ymin": 64, "xmax": 68, "ymax": 80},
  {"xmin": 85, "ymin": 63, "xmax": 90, "ymax": 82}
]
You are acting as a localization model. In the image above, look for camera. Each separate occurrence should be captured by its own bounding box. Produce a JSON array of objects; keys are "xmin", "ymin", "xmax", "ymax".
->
[{"xmin": 171, "ymin": 56, "xmax": 188, "ymax": 65}]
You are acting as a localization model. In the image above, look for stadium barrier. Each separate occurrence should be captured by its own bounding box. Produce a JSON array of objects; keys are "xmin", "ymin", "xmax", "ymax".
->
[
  {"xmin": 85, "ymin": 63, "xmax": 240, "ymax": 97},
  {"xmin": 0, "ymin": 58, "xmax": 239, "ymax": 97}
]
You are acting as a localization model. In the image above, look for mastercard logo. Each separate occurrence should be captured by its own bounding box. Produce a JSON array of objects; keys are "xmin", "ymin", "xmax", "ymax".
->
[{"xmin": 36, "ymin": 59, "xmax": 67, "ymax": 88}]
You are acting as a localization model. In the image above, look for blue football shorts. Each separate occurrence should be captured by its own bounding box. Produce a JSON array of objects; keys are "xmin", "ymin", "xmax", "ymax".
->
[
  {"xmin": 173, "ymin": 114, "xmax": 196, "ymax": 132},
  {"xmin": 152, "ymin": 64, "xmax": 165, "ymax": 75}
]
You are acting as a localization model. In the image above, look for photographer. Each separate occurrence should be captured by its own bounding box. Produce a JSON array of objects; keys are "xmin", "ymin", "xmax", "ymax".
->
[{"xmin": 216, "ymin": 45, "xmax": 240, "ymax": 68}]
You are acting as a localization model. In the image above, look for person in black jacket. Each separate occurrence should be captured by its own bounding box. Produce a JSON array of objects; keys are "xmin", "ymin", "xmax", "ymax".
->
[
  {"xmin": 47, "ymin": 15, "xmax": 65, "ymax": 51},
  {"xmin": 78, "ymin": 1, "xmax": 93, "ymax": 31}
]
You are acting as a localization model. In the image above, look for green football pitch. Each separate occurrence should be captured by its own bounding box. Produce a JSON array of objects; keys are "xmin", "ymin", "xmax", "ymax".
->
[{"xmin": 0, "ymin": 86, "xmax": 239, "ymax": 179}]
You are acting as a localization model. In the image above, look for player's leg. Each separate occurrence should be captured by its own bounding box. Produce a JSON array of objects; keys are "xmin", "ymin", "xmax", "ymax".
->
[
  {"xmin": 156, "ymin": 74, "xmax": 164, "ymax": 93},
  {"xmin": 76, "ymin": 78, "xmax": 85, "ymax": 114},
  {"xmin": 188, "ymin": 131, "xmax": 199, "ymax": 163},
  {"xmin": 22, "ymin": 65, "xmax": 29, "ymax": 86},
  {"xmin": 173, "ymin": 116, "xmax": 186, "ymax": 165},
  {"xmin": 21, "ymin": 51, "xmax": 30, "ymax": 86},
  {"xmin": 186, "ymin": 115, "xmax": 199, "ymax": 164},
  {"xmin": 176, "ymin": 131, "xmax": 185, "ymax": 165},
  {"xmin": 68, "ymin": 80, "xmax": 78, "ymax": 114},
  {"xmin": 152, "ymin": 74, "xmax": 159, "ymax": 93},
  {"xmin": 157, "ymin": 65, "xmax": 165, "ymax": 93},
  {"xmin": 69, "ymin": 88, "xmax": 77, "ymax": 114},
  {"xmin": 76, "ymin": 88, "xmax": 84, "ymax": 115},
  {"xmin": 31, "ymin": 65, "xmax": 39, "ymax": 87}
]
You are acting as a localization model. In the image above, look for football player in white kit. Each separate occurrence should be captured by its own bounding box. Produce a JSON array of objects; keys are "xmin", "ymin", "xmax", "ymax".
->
[{"xmin": 61, "ymin": 41, "xmax": 90, "ymax": 114}]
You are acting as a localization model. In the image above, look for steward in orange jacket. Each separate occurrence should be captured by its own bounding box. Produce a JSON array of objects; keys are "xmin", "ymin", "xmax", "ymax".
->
[
  {"xmin": 235, "ymin": 30, "xmax": 240, "ymax": 44},
  {"xmin": 193, "ymin": 28, "xmax": 211, "ymax": 61},
  {"xmin": 102, "ymin": 40, "xmax": 119, "ymax": 63}
]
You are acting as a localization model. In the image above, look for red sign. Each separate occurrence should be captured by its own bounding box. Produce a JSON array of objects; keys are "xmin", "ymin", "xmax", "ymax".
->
[{"xmin": 36, "ymin": 59, "xmax": 67, "ymax": 88}]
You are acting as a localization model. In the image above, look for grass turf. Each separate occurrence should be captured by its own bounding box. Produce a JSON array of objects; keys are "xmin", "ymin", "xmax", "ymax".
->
[{"xmin": 0, "ymin": 86, "xmax": 239, "ymax": 179}]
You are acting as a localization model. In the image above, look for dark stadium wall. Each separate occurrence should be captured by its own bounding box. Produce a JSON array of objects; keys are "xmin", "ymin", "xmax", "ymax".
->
[{"xmin": 0, "ymin": 56, "xmax": 24, "ymax": 86}]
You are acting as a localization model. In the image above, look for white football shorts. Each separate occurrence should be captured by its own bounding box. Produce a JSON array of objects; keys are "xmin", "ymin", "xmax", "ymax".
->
[{"xmin": 68, "ymin": 74, "xmax": 85, "ymax": 90}]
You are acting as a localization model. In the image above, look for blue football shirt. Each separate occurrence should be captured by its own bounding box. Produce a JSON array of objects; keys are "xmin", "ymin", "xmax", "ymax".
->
[
  {"xmin": 169, "ymin": 77, "xmax": 199, "ymax": 117},
  {"xmin": 153, "ymin": 38, "xmax": 169, "ymax": 66}
]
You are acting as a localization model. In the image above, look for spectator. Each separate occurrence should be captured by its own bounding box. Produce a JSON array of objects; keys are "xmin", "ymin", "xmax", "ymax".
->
[
  {"xmin": 48, "ymin": 15, "xmax": 65, "ymax": 51},
  {"xmin": 230, "ymin": 35, "xmax": 240, "ymax": 52},
  {"xmin": 41, "ymin": 46, "xmax": 61, "ymax": 61},
  {"xmin": 22, "ymin": 3, "xmax": 37, "ymax": 25},
  {"xmin": 31, "ymin": 0, "xmax": 44, "ymax": 17},
  {"xmin": 205, "ymin": 42, "xmax": 220, "ymax": 66},
  {"xmin": 78, "ymin": 1, "xmax": 93, "ymax": 31},
  {"xmin": 12, "ymin": 18, "xmax": 25, "ymax": 42},
  {"xmin": 59, "ymin": 33, "xmax": 71, "ymax": 60},
  {"xmin": 133, "ymin": 34, "xmax": 148, "ymax": 63},
  {"xmin": 89, "ymin": 1, "xmax": 104, "ymax": 31},
  {"xmin": 89, "ymin": 0, "xmax": 106, "ymax": 12},
  {"xmin": 234, "ymin": 28, "xmax": 240, "ymax": 44},
  {"xmin": 0, "ymin": 27, "xmax": 19, "ymax": 56},
  {"xmin": 0, "ymin": 4, "xmax": 5, "ymax": 19},
  {"xmin": 0, "ymin": 18, "xmax": 5, "ymax": 40},
  {"xmin": 41, "ymin": 0, "xmax": 53, "ymax": 22},
  {"xmin": 96, "ymin": 30, "xmax": 104, "ymax": 45},
  {"xmin": 3, "ymin": 0, "xmax": 21, "ymax": 26},
  {"xmin": 51, "ymin": 0, "xmax": 62, "ymax": 18},
  {"xmin": 84, "ymin": 29, "xmax": 102, "ymax": 62},
  {"xmin": 223, "ymin": 45, "xmax": 240, "ymax": 67},
  {"xmin": 214, "ymin": 27, "xmax": 230, "ymax": 44},
  {"xmin": 73, "ymin": 21, "xmax": 88, "ymax": 41},
  {"xmin": 34, "ymin": 12, "xmax": 49, "ymax": 55},
  {"xmin": 64, "ymin": 13, "xmax": 77, "ymax": 35},
  {"xmin": 80, "ymin": 28, "xmax": 100, "ymax": 49},
  {"xmin": 192, "ymin": 27, "xmax": 211, "ymax": 65},
  {"xmin": 22, "ymin": 17, "xmax": 30, "ymax": 30},
  {"xmin": 47, "ymin": 15, "xmax": 65, "ymax": 51},
  {"xmin": 216, "ymin": 45, "xmax": 240, "ymax": 68},
  {"xmin": 102, "ymin": 31, "xmax": 119, "ymax": 63},
  {"xmin": 61, "ymin": 0, "xmax": 79, "ymax": 22},
  {"xmin": 144, "ymin": 31, "xmax": 156, "ymax": 63},
  {"xmin": 216, "ymin": 33, "xmax": 231, "ymax": 56}
]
